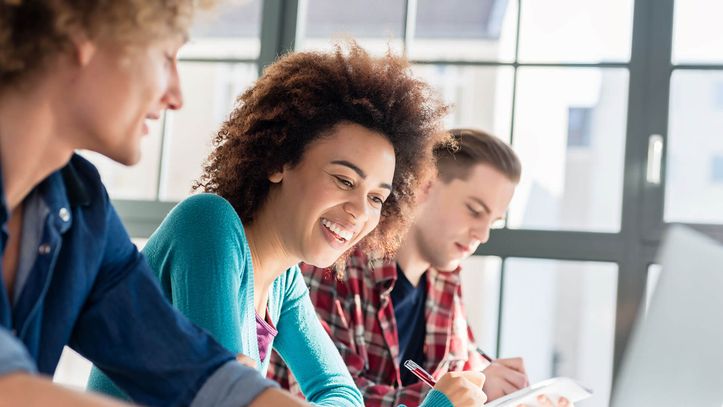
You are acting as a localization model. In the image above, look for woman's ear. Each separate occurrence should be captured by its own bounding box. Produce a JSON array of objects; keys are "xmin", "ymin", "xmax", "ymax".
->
[{"xmin": 268, "ymin": 168, "xmax": 284, "ymax": 183}]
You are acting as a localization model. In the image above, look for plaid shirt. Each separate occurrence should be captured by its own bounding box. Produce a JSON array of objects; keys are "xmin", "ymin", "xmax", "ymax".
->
[{"xmin": 268, "ymin": 248, "xmax": 485, "ymax": 407}]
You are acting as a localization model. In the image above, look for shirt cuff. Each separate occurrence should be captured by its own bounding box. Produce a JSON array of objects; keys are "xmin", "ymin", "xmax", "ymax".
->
[
  {"xmin": 191, "ymin": 361, "xmax": 279, "ymax": 407},
  {"xmin": 0, "ymin": 328, "xmax": 37, "ymax": 375},
  {"xmin": 416, "ymin": 389, "xmax": 452, "ymax": 407}
]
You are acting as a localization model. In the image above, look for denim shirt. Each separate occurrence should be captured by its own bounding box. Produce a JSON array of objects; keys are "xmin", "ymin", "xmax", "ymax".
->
[{"xmin": 0, "ymin": 154, "xmax": 277, "ymax": 406}]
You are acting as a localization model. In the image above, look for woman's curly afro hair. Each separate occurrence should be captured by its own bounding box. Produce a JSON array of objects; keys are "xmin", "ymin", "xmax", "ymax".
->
[{"xmin": 195, "ymin": 42, "xmax": 451, "ymax": 262}]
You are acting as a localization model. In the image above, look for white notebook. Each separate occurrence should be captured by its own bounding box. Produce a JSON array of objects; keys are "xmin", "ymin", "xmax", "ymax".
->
[{"xmin": 485, "ymin": 377, "xmax": 592, "ymax": 407}]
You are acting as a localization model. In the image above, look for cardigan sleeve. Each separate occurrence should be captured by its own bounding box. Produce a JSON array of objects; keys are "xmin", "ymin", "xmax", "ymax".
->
[
  {"xmin": 272, "ymin": 265, "xmax": 364, "ymax": 407},
  {"xmin": 144, "ymin": 193, "xmax": 249, "ymax": 356}
]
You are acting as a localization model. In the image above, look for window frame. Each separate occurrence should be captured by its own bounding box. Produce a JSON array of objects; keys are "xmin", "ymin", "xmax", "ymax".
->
[{"xmin": 113, "ymin": 0, "xmax": 722, "ymax": 389}]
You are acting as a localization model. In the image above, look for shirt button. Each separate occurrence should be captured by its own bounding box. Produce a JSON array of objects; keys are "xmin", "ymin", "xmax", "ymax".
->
[
  {"xmin": 38, "ymin": 244, "xmax": 51, "ymax": 255},
  {"xmin": 59, "ymin": 207, "xmax": 70, "ymax": 222}
]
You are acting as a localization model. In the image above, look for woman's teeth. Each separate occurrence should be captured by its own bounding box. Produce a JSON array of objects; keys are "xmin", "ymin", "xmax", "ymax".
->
[{"xmin": 321, "ymin": 218, "xmax": 352, "ymax": 241}]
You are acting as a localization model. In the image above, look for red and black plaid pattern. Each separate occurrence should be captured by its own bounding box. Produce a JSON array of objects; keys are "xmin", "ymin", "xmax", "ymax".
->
[{"xmin": 268, "ymin": 248, "xmax": 486, "ymax": 407}]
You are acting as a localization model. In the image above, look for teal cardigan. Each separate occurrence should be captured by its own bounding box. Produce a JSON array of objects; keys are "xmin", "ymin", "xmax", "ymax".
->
[{"xmin": 87, "ymin": 194, "xmax": 451, "ymax": 407}]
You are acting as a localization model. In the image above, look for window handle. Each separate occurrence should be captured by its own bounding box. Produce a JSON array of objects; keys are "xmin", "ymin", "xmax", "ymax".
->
[{"xmin": 646, "ymin": 134, "xmax": 664, "ymax": 185}]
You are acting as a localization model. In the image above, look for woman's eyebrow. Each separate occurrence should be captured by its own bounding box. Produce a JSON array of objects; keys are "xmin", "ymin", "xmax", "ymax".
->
[
  {"xmin": 330, "ymin": 160, "xmax": 392, "ymax": 191},
  {"xmin": 331, "ymin": 160, "xmax": 366, "ymax": 178}
]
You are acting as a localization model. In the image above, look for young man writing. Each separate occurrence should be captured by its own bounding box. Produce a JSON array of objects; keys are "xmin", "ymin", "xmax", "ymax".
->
[{"xmin": 270, "ymin": 128, "xmax": 570, "ymax": 407}]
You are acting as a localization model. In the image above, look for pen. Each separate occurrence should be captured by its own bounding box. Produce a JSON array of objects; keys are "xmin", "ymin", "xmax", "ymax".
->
[
  {"xmin": 476, "ymin": 346, "xmax": 495, "ymax": 364},
  {"xmin": 403, "ymin": 359, "xmax": 436, "ymax": 388}
]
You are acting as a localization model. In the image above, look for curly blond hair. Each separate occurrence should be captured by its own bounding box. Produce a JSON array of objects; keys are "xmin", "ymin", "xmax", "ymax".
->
[{"xmin": 0, "ymin": 0, "xmax": 211, "ymax": 86}]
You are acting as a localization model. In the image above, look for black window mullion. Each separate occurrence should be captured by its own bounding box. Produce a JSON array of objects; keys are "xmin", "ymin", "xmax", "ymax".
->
[{"xmin": 613, "ymin": 0, "xmax": 675, "ymax": 382}]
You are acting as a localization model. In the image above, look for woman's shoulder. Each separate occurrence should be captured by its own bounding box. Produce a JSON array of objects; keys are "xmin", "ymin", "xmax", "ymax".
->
[
  {"xmin": 172, "ymin": 193, "xmax": 238, "ymax": 219},
  {"xmin": 144, "ymin": 193, "xmax": 252, "ymax": 284},
  {"xmin": 162, "ymin": 194, "xmax": 243, "ymax": 232},
  {"xmin": 149, "ymin": 193, "xmax": 248, "ymax": 254}
]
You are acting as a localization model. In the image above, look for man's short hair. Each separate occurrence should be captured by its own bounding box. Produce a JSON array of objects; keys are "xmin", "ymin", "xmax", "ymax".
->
[{"xmin": 434, "ymin": 128, "xmax": 521, "ymax": 184}]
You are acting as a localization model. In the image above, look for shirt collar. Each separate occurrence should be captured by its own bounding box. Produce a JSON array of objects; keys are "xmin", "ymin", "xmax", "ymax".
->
[
  {"xmin": 40, "ymin": 156, "xmax": 90, "ymax": 209},
  {"xmin": 60, "ymin": 156, "xmax": 91, "ymax": 208},
  {"xmin": 1, "ymin": 165, "xmax": 9, "ymax": 250},
  {"xmin": 9, "ymin": 156, "xmax": 92, "ymax": 235},
  {"xmin": 377, "ymin": 260, "xmax": 463, "ymax": 286},
  {"xmin": 429, "ymin": 266, "xmax": 462, "ymax": 284},
  {"xmin": 348, "ymin": 248, "xmax": 464, "ymax": 290},
  {"xmin": 0, "ymin": 154, "xmax": 90, "ymax": 214},
  {"xmin": 372, "ymin": 259, "xmax": 399, "ymax": 286},
  {"xmin": 344, "ymin": 248, "xmax": 398, "ymax": 294}
]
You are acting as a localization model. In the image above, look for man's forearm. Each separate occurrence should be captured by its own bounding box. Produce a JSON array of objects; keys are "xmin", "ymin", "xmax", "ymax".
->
[
  {"xmin": 249, "ymin": 388, "xmax": 310, "ymax": 407},
  {"xmin": 0, "ymin": 374, "xmax": 312, "ymax": 407},
  {"xmin": 0, "ymin": 373, "xmax": 130, "ymax": 407}
]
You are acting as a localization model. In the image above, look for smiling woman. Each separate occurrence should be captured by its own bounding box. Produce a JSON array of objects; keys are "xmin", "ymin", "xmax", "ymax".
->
[
  {"xmin": 263, "ymin": 122, "xmax": 396, "ymax": 268},
  {"xmin": 85, "ymin": 43, "xmax": 468, "ymax": 407},
  {"xmin": 197, "ymin": 42, "xmax": 450, "ymax": 262}
]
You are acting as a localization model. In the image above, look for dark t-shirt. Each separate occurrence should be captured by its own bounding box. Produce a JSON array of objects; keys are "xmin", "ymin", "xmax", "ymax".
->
[{"xmin": 390, "ymin": 264, "xmax": 428, "ymax": 386}]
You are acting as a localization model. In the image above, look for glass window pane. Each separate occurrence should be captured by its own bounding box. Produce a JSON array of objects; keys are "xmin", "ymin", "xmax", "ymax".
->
[
  {"xmin": 459, "ymin": 256, "xmax": 502, "ymax": 355},
  {"xmin": 665, "ymin": 70, "xmax": 723, "ymax": 224},
  {"xmin": 131, "ymin": 238, "xmax": 149, "ymax": 250},
  {"xmin": 53, "ymin": 347, "xmax": 91, "ymax": 390},
  {"xmin": 299, "ymin": 0, "xmax": 405, "ymax": 55},
  {"xmin": 672, "ymin": 0, "xmax": 723, "ymax": 64},
  {"xmin": 80, "ymin": 117, "xmax": 164, "ymax": 200},
  {"xmin": 645, "ymin": 264, "xmax": 662, "ymax": 315},
  {"xmin": 501, "ymin": 258, "xmax": 617, "ymax": 407},
  {"xmin": 412, "ymin": 65, "xmax": 514, "ymax": 141},
  {"xmin": 181, "ymin": 0, "xmax": 262, "ymax": 59},
  {"xmin": 517, "ymin": 0, "xmax": 633, "ymax": 63},
  {"xmin": 409, "ymin": 0, "xmax": 517, "ymax": 62},
  {"xmin": 508, "ymin": 68, "xmax": 628, "ymax": 232},
  {"xmin": 160, "ymin": 62, "xmax": 258, "ymax": 202}
]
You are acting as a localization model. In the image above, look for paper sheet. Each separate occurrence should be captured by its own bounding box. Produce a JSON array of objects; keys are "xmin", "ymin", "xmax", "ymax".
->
[{"xmin": 485, "ymin": 377, "xmax": 592, "ymax": 407}]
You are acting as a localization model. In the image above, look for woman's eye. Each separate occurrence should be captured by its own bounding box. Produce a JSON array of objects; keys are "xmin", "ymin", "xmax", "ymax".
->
[
  {"xmin": 335, "ymin": 176, "xmax": 353, "ymax": 189},
  {"xmin": 370, "ymin": 195, "xmax": 384, "ymax": 207}
]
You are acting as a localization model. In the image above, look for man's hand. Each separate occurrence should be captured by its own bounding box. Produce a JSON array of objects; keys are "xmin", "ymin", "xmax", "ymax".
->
[
  {"xmin": 0, "ymin": 373, "xmax": 130, "ymax": 407},
  {"xmin": 482, "ymin": 357, "xmax": 529, "ymax": 401},
  {"xmin": 249, "ymin": 388, "xmax": 310, "ymax": 406}
]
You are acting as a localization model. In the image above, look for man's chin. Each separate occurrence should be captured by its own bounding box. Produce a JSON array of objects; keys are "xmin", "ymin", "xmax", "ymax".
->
[
  {"xmin": 434, "ymin": 259, "xmax": 462, "ymax": 272},
  {"xmin": 108, "ymin": 149, "xmax": 141, "ymax": 166}
]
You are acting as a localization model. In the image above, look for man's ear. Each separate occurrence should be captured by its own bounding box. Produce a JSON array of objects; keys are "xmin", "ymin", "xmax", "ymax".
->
[
  {"xmin": 417, "ymin": 179, "xmax": 435, "ymax": 203},
  {"xmin": 70, "ymin": 31, "xmax": 96, "ymax": 67}
]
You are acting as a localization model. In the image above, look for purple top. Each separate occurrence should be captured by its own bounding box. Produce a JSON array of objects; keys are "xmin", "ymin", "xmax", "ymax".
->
[{"xmin": 255, "ymin": 311, "xmax": 278, "ymax": 362}]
